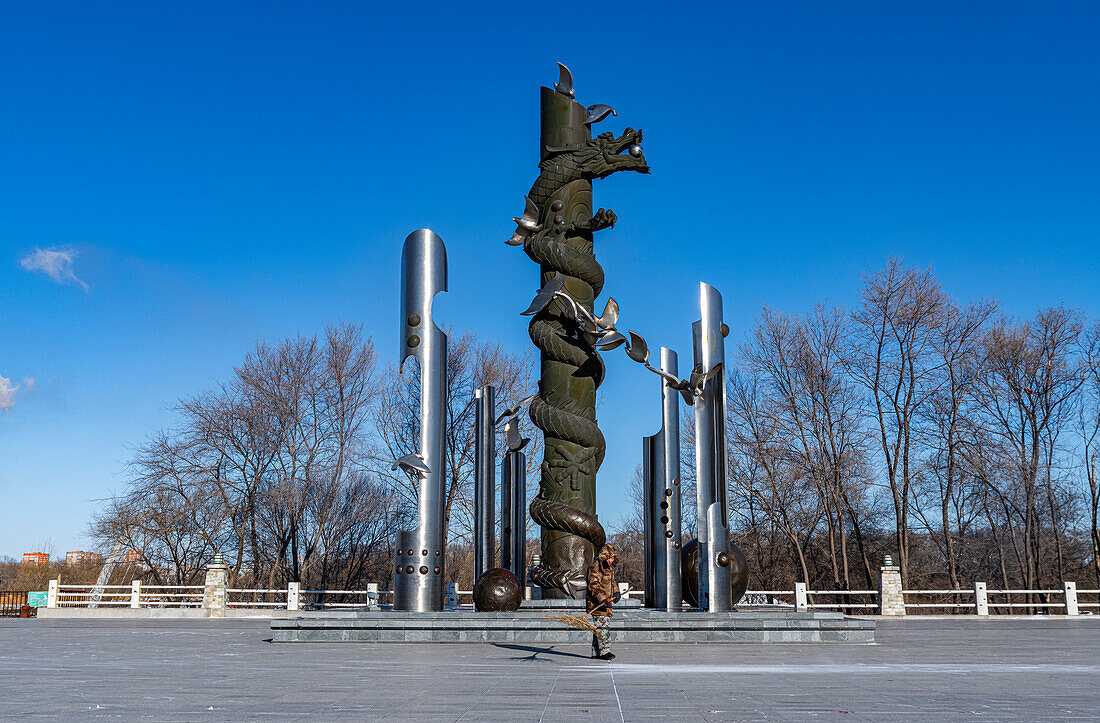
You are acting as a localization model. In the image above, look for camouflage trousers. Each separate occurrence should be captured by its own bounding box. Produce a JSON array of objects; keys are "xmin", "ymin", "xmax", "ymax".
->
[{"xmin": 591, "ymin": 615, "xmax": 611, "ymax": 656}]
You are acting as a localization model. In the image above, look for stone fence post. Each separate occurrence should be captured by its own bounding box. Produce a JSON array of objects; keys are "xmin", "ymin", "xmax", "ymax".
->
[
  {"xmin": 445, "ymin": 582, "xmax": 458, "ymax": 611},
  {"xmin": 130, "ymin": 580, "xmax": 142, "ymax": 609},
  {"xmin": 202, "ymin": 554, "xmax": 229, "ymax": 618},
  {"xmin": 794, "ymin": 582, "xmax": 808, "ymax": 612},
  {"xmin": 287, "ymin": 582, "xmax": 300, "ymax": 611},
  {"xmin": 877, "ymin": 556, "xmax": 905, "ymax": 616},
  {"xmin": 1064, "ymin": 581, "xmax": 1079, "ymax": 615},
  {"xmin": 367, "ymin": 582, "xmax": 379, "ymax": 606},
  {"xmin": 47, "ymin": 579, "xmax": 58, "ymax": 608},
  {"xmin": 974, "ymin": 581, "xmax": 988, "ymax": 615}
]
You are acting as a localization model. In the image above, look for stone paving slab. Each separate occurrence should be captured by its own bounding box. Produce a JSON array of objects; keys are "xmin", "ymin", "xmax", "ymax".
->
[{"xmin": 2, "ymin": 617, "xmax": 1099, "ymax": 720}]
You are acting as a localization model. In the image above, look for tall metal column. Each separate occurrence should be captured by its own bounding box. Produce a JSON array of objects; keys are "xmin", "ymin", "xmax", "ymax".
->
[
  {"xmin": 642, "ymin": 433, "xmax": 664, "ymax": 608},
  {"xmin": 500, "ymin": 442, "xmax": 527, "ymax": 585},
  {"xmin": 473, "ymin": 385, "xmax": 496, "ymax": 581},
  {"xmin": 393, "ymin": 229, "xmax": 448, "ymax": 612},
  {"xmin": 692, "ymin": 282, "xmax": 732, "ymax": 612},
  {"xmin": 643, "ymin": 347, "xmax": 684, "ymax": 610},
  {"xmin": 658, "ymin": 347, "xmax": 683, "ymax": 610}
]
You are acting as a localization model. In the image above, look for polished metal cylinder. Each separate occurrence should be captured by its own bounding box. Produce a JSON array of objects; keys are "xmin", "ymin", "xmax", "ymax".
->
[
  {"xmin": 473, "ymin": 385, "xmax": 496, "ymax": 580},
  {"xmin": 394, "ymin": 229, "xmax": 448, "ymax": 613},
  {"xmin": 642, "ymin": 432, "xmax": 666, "ymax": 608},
  {"xmin": 643, "ymin": 347, "xmax": 684, "ymax": 610},
  {"xmin": 500, "ymin": 451, "xmax": 527, "ymax": 584},
  {"xmin": 692, "ymin": 283, "xmax": 731, "ymax": 612},
  {"xmin": 659, "ymin": 347, "xmax": 683, "ymax": 610}
]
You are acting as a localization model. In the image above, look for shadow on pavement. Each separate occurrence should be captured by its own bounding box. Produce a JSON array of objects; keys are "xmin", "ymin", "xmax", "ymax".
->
[{"xmin": 492, "ymin": 643, "xmax": 591, "ymax": 660}]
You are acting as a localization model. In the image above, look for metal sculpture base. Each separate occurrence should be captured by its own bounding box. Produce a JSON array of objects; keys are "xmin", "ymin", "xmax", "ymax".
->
[
  {"xmin": 271, "ymin": 609, "xmax": 874, "ymax": 644},
  {"xmin": 680, "ymin": 538, "xmax": 749, "ymax": 610},
  {"xmin": 472, "ymin": 568, "xmax": 523, "ymax": 612}
]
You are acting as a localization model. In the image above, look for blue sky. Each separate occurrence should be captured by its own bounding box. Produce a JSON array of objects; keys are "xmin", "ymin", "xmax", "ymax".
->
[{"xmin": 2, "ymin": 2, "xmax": 1098, "ymax": 558}]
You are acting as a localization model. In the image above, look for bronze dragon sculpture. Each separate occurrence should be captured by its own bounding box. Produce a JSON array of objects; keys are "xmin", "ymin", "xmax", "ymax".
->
[{"xmin": 507, "ymin": 67, "xmax": 649, "ymax": 597}]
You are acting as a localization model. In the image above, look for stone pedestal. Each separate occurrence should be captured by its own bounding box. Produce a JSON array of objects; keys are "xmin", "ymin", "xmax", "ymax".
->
[
  {"xmin": 271, "ymin": 609, "xmax": 875, "ymax": 644},
  {"xmin": 202, "ymin": 554, "xmax": 229, "ymax": 618},
  {"xmin": 877, "ymin": 563, "xmax": 905, "ymax": 616}
]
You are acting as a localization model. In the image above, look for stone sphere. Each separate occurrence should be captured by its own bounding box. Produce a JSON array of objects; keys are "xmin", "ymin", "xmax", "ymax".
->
[
  {"xmin": 473, "ymin": 568, "xmax": 522, "ymax": 612},
  {"xmin": 680, "ymin": 538, "xmax": 749, "ymax": 609}
]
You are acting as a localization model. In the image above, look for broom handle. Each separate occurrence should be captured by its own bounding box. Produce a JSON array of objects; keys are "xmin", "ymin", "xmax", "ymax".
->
[{"xmin": 584, "ymin": 586, "xmax": 631, "ymax": 620}]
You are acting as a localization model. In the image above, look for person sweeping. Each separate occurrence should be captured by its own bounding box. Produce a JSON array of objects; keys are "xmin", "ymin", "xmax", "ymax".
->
[{"xmin": 586, "ymin": 543, "xmax": 620, "ymax": 660}]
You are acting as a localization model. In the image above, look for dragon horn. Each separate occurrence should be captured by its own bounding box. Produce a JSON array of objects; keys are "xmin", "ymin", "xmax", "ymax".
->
[{"xmin": 554, "ymin": 61, "xmax": 575, "ymax": 98}]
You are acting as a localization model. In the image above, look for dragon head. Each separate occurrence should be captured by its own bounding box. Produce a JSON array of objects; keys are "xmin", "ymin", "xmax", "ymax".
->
[{"xmin": 570, "ymin": 128, "xmax": 650, "ymax": 179}]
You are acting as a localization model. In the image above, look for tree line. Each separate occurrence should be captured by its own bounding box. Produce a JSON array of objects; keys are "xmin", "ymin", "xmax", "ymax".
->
[
  {"xmin": 86, "ymin": 259, "xmax": 1100, "ymax": 598},
  {"xmin": 89, "ymin": 324, "xmax": 539, "ymax": 591},
  {"xmin": 714, "ymin": 258, "xmax": 1100, "ymax": 595}
]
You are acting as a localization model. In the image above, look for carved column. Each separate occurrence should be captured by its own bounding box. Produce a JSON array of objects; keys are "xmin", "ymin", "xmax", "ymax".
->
[
  {"xmin": 528, "ymin": 84, "xmax": 603, "ymax": 597},
  {"xmin": 513, "ymin": 65, "xmax": 648, "ymax": 598}
]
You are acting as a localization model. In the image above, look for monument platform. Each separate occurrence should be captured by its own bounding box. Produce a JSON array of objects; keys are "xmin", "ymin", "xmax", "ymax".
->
[{"xmin": 270, "ymin": 607, "xmax": 874, "ymax": 644}]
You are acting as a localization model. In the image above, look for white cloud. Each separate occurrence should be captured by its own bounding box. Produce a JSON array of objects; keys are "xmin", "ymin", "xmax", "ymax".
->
[
  {"xmin": 19, "ymin": 246, "xmax": 89, "ymax": 291},
  {"xmin": 0, "ymin": 376, "xmax": 34, "ymax": 413}
]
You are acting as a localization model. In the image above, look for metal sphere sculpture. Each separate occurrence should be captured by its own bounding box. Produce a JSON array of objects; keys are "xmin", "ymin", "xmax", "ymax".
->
[
  {"xmin": 473, "ymin": 568, "xmax": 523, "ymax": 612},
  {"xmin": 680, "ymin": 538, "xmax": 749, "ymax": 609}
]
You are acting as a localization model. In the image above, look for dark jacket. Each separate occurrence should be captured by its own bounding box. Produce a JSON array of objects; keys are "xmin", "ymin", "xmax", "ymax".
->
[{"xmin": 585, "ymin": 543, "xmax": 618, "ymax": 617}]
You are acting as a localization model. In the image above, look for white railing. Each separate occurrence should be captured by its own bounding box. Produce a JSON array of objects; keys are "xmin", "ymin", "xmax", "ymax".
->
[
  {"xmin": 52, "ymin": 582, "xmax": 204, "ymax": 609},
  {"xmin": 44, "ymin": 578, "xmax": 1100, "ymax": 616}
]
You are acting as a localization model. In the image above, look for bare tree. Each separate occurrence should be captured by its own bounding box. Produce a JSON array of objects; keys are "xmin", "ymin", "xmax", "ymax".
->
[
  {"xmin": 1079, "ymin": 321, "xmax": 1100, "ymax": 586},
  {"xmin": 732, "ymin": 305, "xmax": 874, "ymax": 587},
  {"xmin": 979, "ymin": 307, "xmax": 1084, "ymax": 595},
  {"xmin": 847, "ymin": 258, "xmax": 949, "ymax": 582},
  {"xmin": 238, "ymin": 323, "xmax": 379, "ymax": 585},
  {"xmin": 916, "ymin": 299, "xmax": 995, "ymax": 588}
]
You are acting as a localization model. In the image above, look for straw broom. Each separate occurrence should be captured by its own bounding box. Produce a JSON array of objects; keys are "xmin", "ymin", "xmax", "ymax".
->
[
  {"xmin": 537, "ymin": 607, "xmax": 602, "ymax": 634},
  {"xmin": 538, "ymin": 588, "xmax": 629, "ymax": 634}
]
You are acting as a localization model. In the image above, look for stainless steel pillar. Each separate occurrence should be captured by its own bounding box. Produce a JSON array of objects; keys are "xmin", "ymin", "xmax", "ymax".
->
[
  {"xmin": 643, "ymin": 347, "xmax": 684, "ymax": 610},
  {"xmin": 394, "ymin": 229, "xmax": 448, "ymax": 612},
  {"xmin": 659, "ymin": 347, "xmax": 683, "ymax": 610},
  {"xmin": 692, "ymin": 283, "xmax": 731, "ymax": 612},
  {"xmin": 642, "ymin": 433, "xmax": 664, "ymax": 608},
  {"xmin": 473, "ymin": 385, "xmax": 496, "ymax": 580},
  {"xmin": 500, "ymin": 448, "xmax": 527, "ymax": 585}
]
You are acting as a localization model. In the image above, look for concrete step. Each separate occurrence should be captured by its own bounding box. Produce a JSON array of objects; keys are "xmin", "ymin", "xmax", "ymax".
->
[{"xmin": 271, "ymin": 609, "xmax": 875, "ymax": 644}]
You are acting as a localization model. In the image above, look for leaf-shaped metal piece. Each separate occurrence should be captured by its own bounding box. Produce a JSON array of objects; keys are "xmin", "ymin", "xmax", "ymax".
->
[
  {"xmin": 521, "ymin": 273, "xmax": 566, "ymax": 316},
  {"xmin": 597, "ymin": 298, "xmax": 619, "ymax": 330},
  {"xmin": 494, "ymin": 393, "xmax": 536, "ymax": 425},
  {"xmin": 392, "ymin": 453, "xmax": 431, "ymax": 475},
  {"xmin": 688, "ymin": 363, "xmax": 706, "ymax": 394},
  {"xmin": 507, "ymin": 196, "xmax": 541, "ymax": 246},
  {"xmin": 701, "ymin": 362, "xmax": 723, "ymax": 390},
  {"xmin": 585, "ymin": 103, "xmax": 617, "ymax": 125},
  {"xmin": 626, "ymin": 331, "xmax": 650, "ymax": 364},
  {"xmin": 558, "ymin": 295, "xmax": 580, "ymax": 323},
  {"xmin": 503, "ymin": 417, "xmax": 531, "ymax": 453},
  {"xmin": 504, "ymin": 418, "xmax": 520, "ymax": 451},
  {"xmin": 647, "ymin": 364, "xmax": 683, "ymax": 388},
  {"xmin": 554, "ymin": 61, "xmax": 575, "ymax": 98},
  {"xmin": 596, "ymin": 331, "xmax": 628, "ymax": 351}
]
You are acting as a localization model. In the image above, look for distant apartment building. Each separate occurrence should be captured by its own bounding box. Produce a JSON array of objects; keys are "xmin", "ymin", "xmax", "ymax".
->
[
  {"xmin": 122, "ymin": 549, "xmax": 143, "ymax": 564},
  {"xmin": 65, "ymin": 550, "xmax": 103, "ymax": 565},
  {"xmin": 22, "ymin": 552, "xmax": 49, "ymax": 566}
]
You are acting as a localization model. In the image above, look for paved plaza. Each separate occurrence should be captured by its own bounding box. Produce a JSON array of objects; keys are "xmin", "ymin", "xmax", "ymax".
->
[{"xmin": 1, "ymin": 617, "xmax": 1098, "ymax": 721}]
